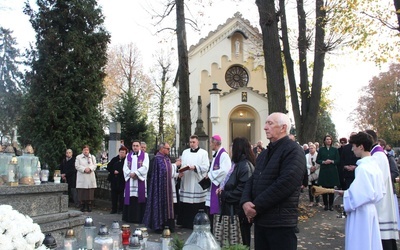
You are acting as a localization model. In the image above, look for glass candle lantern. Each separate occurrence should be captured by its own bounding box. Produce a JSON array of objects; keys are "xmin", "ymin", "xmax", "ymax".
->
[
  {"xmin": 140, "ymin": 227, "xmax": 149, "ymax": 248},
  {"xmin": 53, "ymin": 170, "xmax": 61, "ymax": 183},
  {"xmin": 40, "ymin": 164, "xmax": 49, "ymax": 183},
  {"xmin": 121, "ymin": 224, "xmax": 131, "ymax": 246},
  {"xmin": 42, "ymin": 233, "xmax": 57, "ymax": 249},
  {"xmin": 161, "ymin": 226, "xmax": 171, "ymax": 250},
  {"xmin": 0, "ymin": 151, "xmax": 12, "ymax": 186},
  {"xmin": 94, "ymin": 225, "xmax": 113, "ymax": 250},
  {"xmin": 7, "ymin": 156, "xmax": 19, "ymax": 186},
  {"xmin": 128, "ymin": 233, "xmax": 141, "ymax": 250},
  {"xmin": 183, "ymin": 209, "xmax": 220, "ymax": 250},
  {"xmin": 1, "ymin": 146, "xmax": 15, "ymax": 186},
  {"xmin": 18, "ymin": 147, "xmax": 38, "ymax": 185},
  {"xmin": 134, "ymin": 228, "xmax": 144, "ymax": 249},
  {"xmin": 34, "ymin": 161, "xmax": 41, "ymax": 185},
  {"xmin": 33, "ymin": 171, "xmax": 41, "ymax": 185},
  {"xmin": 63, "ymin": 228, "xmax": 77, "ymax": 250},
  {"xmin": 83, "ymin": 216, "xmax": 97, "ymax": 250},
  {"xmin": 110, "ymin": 221, "xmax": 122, "ymax": 250}
]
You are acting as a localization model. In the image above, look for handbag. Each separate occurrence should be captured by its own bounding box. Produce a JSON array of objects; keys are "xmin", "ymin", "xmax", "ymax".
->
[
  {"xmin": 308, "ymin": 172, "xmax": 318, "ymax": 182},
  {"xmin": 198, "ymin": 177, "xmax": 211, "ymax": 190},
  {"xmin": 308, "ymin": 160, "xmax": 318, "ymax": 182},
  {"xmin": 213, "ymin": 205, "xmax": 242, "ymax": 247}
]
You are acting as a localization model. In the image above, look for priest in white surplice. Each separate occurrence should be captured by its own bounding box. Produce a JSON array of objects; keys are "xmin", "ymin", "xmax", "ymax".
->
[
  {"xmin": 122, "ymin": 140, "xmax": 149, "ymax": 223},
  {"xmin": 205, "ymin": 134, "xmax": 231, "ymax": 230},
  {"xmin": 178, "ymin": 135, "xmax": 210, "ymax": 229},
  {"xmin": 365, "ymin": 129, "xmax": 399, "ymax": 250},
  {"xmin": 337, "ymin": 132, "xmax": 385, "ymax": 250}
]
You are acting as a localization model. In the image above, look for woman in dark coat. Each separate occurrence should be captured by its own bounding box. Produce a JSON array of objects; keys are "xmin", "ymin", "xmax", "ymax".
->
[
  {"xmin": 106, "ymin": 146, "xmax": 128, "ymax": 214},
  {"xmin": 60, "ymin": 149, "xmax": 78, "ymax": 207},
  {"xmin": 216, "ymin": 137, "xmax": 255, "ymax": 247},
  {"xmin": 316, "ymin": 134, "xmax": 340, "ymax": 211}
]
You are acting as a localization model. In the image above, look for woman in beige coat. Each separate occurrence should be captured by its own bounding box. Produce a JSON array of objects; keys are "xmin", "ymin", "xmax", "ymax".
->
[{"xmin": 75, "ymin": 145, "xmax": 97, "ymax": 212}]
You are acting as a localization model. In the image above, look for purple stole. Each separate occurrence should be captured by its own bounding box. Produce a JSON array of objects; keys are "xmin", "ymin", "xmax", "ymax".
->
[
  {"xmin": 371, "ymin": 145, "xmax": 384, "ymax": 155},
  {"xmin": 210, "ymin": 148, "xmax": 226, "ymax": 214},
  {"xmin": 163, "ymin": 155, "xmax": 174, "ymax": 219},
  {"xmin": 124, "ymin": 151, "xmax": 146, "ymax": 205}
]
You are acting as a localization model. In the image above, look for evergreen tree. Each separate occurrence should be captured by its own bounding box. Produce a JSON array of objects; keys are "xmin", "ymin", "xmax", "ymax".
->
[
  {"xmin": 18, "ymin": 0, "xmax": 110, "ymax": 167},
  {"xmin": 110, "ymin": 91, "xmax": 149, "ymax": 151},
  {"xmin": 315, "ymin": 110, "xmax": 337, "ymax": 143},
  {"xmin": 0, "ymin": 27, "xmax": 24, "ymax": 138}
]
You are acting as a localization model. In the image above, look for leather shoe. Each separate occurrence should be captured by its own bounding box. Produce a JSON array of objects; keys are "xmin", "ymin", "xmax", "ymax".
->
[
  {"xmin": 324, "ymin": 205, "xmax": 328, "ymax": 211},
  {"xmin": 329, "ymin": 206, "xmax": 334, "ymax": 211},
  {"xmin": 80, "ymin": 204, "xmax": 86, "ymax": 212},
  {"xmin": 110, "ymin": 211, "xmax": 117, "ymax": 214}
]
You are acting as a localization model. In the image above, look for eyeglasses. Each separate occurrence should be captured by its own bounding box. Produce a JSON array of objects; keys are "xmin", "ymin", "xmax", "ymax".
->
[{"xmin": 164, "ymin": 147, "xmax": 171, "ymax": 150}]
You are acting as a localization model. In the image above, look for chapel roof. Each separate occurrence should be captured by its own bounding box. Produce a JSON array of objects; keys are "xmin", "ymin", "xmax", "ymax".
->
[
  {"xmin": 188, "ymin": 12, "xmax": 261, "ymax": 52},
  {"xmin": 221, "ymin": 86, "xmax": 267, "ymax": 99}
]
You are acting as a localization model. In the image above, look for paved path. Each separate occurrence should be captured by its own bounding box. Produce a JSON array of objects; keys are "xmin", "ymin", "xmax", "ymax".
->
[{"xmin": 80, "ymin": 190, "xmax": 399, "ymax": 249}]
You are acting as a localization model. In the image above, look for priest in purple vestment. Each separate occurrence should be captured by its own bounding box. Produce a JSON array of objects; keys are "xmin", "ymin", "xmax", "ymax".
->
[
  {"xmin": 122, "ymin": 140, "xmax": 149, "ymax": 223},
  {"xmin": 143, "ymin": 142, "xmax": 176, "ymax": 232},
  {"xmin": 205, "ymin": 134, "xmax": 231, "ymax": 231}
]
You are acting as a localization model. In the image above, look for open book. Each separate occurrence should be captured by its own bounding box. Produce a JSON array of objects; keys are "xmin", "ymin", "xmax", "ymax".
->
[{"xmin": 178, "ymin": 165, "xmax": 191, "ymax": 173}]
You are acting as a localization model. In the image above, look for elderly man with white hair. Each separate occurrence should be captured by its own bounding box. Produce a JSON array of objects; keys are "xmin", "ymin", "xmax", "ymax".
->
[{"xmin": 241, "ymin": 112, "xmax": 306, "ymax": 250}]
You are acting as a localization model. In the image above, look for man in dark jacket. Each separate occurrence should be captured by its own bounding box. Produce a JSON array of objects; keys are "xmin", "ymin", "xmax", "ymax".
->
[
  {"xmin": 107, "ymin": 146, "xmax": 128, "ymax": 214},
  {"xmin": 241, "ymin": 112, "xmax": 306, "ymax": 250},
  {"xmin": 60, "ymin": 149, "xmax": 78, "ymax": 207},
  {"xmin": 340, "ymin": 132, "xmax": 359, "ymax": 190}
]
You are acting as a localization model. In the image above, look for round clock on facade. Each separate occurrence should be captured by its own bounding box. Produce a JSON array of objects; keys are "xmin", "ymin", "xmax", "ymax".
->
[{"xmin": 225, "ymin": 65, "xmax": 249, "ymax": 89}]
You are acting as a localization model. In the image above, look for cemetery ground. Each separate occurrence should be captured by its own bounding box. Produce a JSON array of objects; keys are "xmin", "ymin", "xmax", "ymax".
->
[{"xmin": 85, "ymin": 187, "xmax": 351, "ymax": 249}]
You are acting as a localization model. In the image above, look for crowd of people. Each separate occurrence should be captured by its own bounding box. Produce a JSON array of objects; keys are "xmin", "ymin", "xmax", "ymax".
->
[
  {"xmin": 299, "ymin": 130, "xmax": 400, "ymax": 250},
  {"xmin": 59, "ymin": 111, "xmax": 400, "ymax": 250}
]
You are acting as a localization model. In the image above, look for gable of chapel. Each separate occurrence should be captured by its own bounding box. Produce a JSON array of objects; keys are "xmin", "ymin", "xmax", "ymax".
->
[{"xmin": 187, "ymin": 12, "xmax": 269, "ymax": 150}]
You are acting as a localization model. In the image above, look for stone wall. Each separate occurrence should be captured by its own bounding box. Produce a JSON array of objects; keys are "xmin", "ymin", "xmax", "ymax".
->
[{"xmin": 0, "ymin": 183, "xmax": 85, "ymax": 248}]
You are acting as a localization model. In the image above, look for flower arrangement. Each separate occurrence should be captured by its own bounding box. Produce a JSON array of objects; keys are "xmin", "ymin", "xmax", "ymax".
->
[{"xmin": 0, "ymin": 205, "xmax": 48, "ymax": 250}]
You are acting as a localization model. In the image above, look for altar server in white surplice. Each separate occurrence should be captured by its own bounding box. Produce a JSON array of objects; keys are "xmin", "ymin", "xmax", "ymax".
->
[
  {"xmin": 365, "ymin": 130, "xmax": 399, "ymax": 250},
  {"xmin": 178, "ymin": 135, "xmax": 210, "ymax": 229},
  {"xmin": 337, "ymin": 132, "xmax": 385, "ymax": 250}
]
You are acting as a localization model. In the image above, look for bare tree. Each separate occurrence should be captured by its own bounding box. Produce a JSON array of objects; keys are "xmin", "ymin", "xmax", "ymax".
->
[
  {"xmin": 151, "ymin": 51, "xmax": 176, "ymax": 143},
  {"xmin": 148, "ymin": 0, "xmax": 200, "ymax": 153},
  {"xmin": 104, "ymin": 43, "xmax": 153, "ymax": 119},
  {"xmin": 256, "ymin": 0, "xmax": 358, "ymax": 143}
]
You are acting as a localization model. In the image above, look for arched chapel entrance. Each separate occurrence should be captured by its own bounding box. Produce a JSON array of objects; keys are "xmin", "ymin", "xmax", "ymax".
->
[{"xmin": 229, "ymin": 106, "xmax": 257, "ymax": 145}]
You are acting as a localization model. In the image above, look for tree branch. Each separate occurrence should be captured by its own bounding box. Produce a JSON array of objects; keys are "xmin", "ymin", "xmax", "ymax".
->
[{"xmin": 361, "ymin": 11, "xmax": 400, "ymax": 31}]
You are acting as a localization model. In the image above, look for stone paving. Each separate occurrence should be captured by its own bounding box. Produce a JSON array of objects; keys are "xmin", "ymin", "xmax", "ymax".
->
[{"xmin": 78, "ymin": 188, "xmax": 400, "ymax": 249}]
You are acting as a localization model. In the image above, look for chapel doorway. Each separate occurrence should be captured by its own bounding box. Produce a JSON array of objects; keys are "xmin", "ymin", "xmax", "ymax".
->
[{"xmin": 230, "ymin": 106, "xmax": 256, "ymax": 144}]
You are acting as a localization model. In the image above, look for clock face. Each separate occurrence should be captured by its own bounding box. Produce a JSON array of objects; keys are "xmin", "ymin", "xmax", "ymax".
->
[{"xmin": 225, "ymin": 65, "xmax": 249, "ymax": 89}]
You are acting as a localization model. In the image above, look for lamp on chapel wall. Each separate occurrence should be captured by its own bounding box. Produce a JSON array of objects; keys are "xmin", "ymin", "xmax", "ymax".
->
[{"xmin": 239, "ymin": 111, "xmax": 243, "ymax": 117}]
